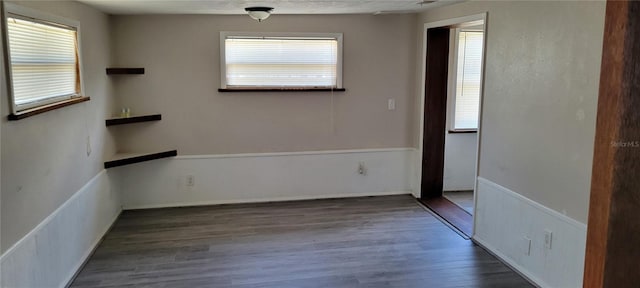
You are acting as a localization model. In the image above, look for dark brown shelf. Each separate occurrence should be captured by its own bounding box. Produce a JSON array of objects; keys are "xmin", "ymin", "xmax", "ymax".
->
[
  {"xmin": 106, "ymin": 68, "xmax": 145, "ymax": 75},
  {"xmin": 218, "ymin": 88, "xmax": 346, "ymax": 92},
  {"xmin": 104, "ymin": 150, "xmax": 177, "ymax": 169},
  {"xmin": 106, "ymin": 114, "xmax": 161, "ymax": 126}
]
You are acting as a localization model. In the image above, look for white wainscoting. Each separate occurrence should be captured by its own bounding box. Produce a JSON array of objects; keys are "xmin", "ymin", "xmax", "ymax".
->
[
  {"xmin": 473, "ymin": 177, "xmax": 587, "ymax": 288},
  {"xmin": 0, "ymin": 170, "xmax": 122, "ymax": 288},
  {"xmin": 118, "ymin": 148, "xmax": 415, "ymax": 209}
]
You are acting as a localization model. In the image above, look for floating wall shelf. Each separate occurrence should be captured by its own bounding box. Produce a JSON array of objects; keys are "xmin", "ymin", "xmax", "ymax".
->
[
  {"xmin": 106, "ymin": 114, "xmax": 161, "ymax": 126},
  {"xmin": 106, "ymin": 68, "xmax": 145, "ymax": 75},
  {"xmin": 104, "ymin": 65, "xmax": 173, "ymax": 169},
  {"xmin": 104, "ymin": 150, "xmax": 177, "ymax": 169}
]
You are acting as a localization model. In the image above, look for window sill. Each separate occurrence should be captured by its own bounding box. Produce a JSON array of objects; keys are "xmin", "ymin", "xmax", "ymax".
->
[
  {"xmin": 448, "ymin": 130, "xmax": 477, "ymax": 134},
  {"xmin": 8, "ymin": 96, "xmax": 90, "ymax": 121},
  {"xmin": 218, "ymin": 88, "xmax": 346, "ymax": 92}
]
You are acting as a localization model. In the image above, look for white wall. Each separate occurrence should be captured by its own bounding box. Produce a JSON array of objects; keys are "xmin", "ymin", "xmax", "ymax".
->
[
  {"xmin": 443, "ymin": 133, "xmax": 477, "ymax": 191},
  {"xmin": 475, "ymin": 178, "xmax": 587, "ymax": 288},
  {"xmin": 119, "ymin": 149, "xmax": 414, "ymax": 209},
  {"xmin": 0, "ymin": 171, "xmax": 121, "ymax": 288},
  {"xmin": 107, "ymin": 14, "xmax": 421, "ymax": 211},
  {"xmin": 1, "ymin": 0, "xmax": 117, "ymax": 253},
  {"xmin": 419, "ymin": 0, "xmax": 604, "ymax": 225},
  {"xmin": 109, "ymin": 14, "xmax": 417, "ymax": 155},
  {"xmin": 0, "ymin": 1, "xmax": 122, "ymax": 286}
]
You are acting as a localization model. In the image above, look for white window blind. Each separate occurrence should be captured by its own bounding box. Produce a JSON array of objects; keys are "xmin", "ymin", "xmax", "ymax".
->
[
  {"xmin": 6, "ymin": 15, "xmax": 79, "ymax": 111},
  {"xmin": 453, "ymin": 31, "xmax": 483, "ymax": 130},
  {"xmin": 224, "ymin": 37, "xmax": 339, "ymax": 88}
]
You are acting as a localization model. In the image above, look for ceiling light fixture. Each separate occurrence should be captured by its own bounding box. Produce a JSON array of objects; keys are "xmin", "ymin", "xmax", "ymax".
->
[{"xmin": 245, "ymin": 7, "xmax": 274, "ymax": 22}]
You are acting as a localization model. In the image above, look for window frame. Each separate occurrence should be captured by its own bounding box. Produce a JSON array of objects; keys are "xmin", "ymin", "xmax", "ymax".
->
[
  {"xmin": 2, "ymin": 2, "xmax": 86, "ymax": 117},
  {"xmin": 447, "ymin": 27, "xmax": 483, "ymax": 133},
  {"xmin": 219, "ymin": 31, "xmax": 344, "ymax": 90}
]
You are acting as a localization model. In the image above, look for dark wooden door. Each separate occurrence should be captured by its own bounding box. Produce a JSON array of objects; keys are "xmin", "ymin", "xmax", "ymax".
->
[
  {"xmin": 421, "ymin": 27, "xmax": 450, "ymax": 199},
  {"xmin": 583, "ymin": 1, "xmax": 640, "ymax": 287}
]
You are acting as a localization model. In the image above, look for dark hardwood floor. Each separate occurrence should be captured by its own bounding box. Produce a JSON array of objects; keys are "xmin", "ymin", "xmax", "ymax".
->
[
  {"xmin": 444, "ymin": 190, "xmax": 474, "ymax": 214},
  {"xmin": 70, "ymin": 195, "xmax": 532, "ymax": 288},
  {"xmin": 420, "ymin": 196, "xmax": 474, "ymax": 238}
]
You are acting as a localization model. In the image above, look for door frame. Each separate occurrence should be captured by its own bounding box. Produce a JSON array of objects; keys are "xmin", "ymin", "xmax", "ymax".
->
[{"xmin": 416, "ymin": 12, "xmax": 488, "ymax": 236}]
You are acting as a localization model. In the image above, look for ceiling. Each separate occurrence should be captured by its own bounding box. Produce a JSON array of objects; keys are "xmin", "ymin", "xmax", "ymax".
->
[{"xmin": 77, "ymin": 0, "xmax": 464, "ymax": 15}]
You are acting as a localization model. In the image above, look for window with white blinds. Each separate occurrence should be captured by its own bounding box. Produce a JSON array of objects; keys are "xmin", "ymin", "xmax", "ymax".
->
[
  {"xmin": 5, "ymin": 12, "xmax": 81, "ymax": 112},
  {"xmin": 221, "ymin": 33, "xmax": 342, "ymax": 89},
  {"xmin": 452, "ymin": 30, "xmax": 483, "ymax": 130}
]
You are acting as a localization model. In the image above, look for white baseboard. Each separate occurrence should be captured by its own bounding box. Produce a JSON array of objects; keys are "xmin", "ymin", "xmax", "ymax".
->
[
  {"xmin": 126, "ymin": 191, "xmax": 411, "ymax": 210},
  {"xmin": 0, "ymin": 170, "xmax": 122, "ymax": 288},
  {"xmin": 176, "ymin": 147, "xmax": 413, "ymax": 159},
  {"xmin": 474, "ymin": 177, "xmax": 587, "ymax": 288},
  {"xmin": 117, "ymin": 148, "xmax": 415, "ymax": 210}
]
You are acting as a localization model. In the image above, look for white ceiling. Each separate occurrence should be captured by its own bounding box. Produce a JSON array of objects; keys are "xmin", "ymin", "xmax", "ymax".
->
[{"xmin": 77, "ymin": 0, "xmax": 464, "ymax": 15}]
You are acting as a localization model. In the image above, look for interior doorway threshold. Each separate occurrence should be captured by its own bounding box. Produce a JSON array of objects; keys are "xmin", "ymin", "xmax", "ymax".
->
[{"xmin": 419, "ymin": 197, "xmax": 473, "ymax": 238}]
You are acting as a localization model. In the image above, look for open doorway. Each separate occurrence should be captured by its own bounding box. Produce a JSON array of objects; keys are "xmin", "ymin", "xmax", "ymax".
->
[
  {"xmin": 418, "ymin": 14, "xmax": 486, "ymax": 238},
  {"xmin": 443, "ymin": 25, "xmax": 483, "ymax": 215}
]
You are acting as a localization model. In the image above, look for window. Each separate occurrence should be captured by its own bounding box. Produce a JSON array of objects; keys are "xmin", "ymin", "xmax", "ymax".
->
[
  {"xmin": 220, "ymin": 32, "xmax": 343, "ymax": 90},
  {"xmin": 3, "ymin": 3, "xmax": 85, "ymax": 117},
  {"xmin": 450, "ymin": 29, "xmax": 483, "ymax": 131}
]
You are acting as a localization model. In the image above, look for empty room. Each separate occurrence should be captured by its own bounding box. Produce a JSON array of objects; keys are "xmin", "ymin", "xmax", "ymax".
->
[{"xmin": 1, "ymin": 0, "xmax": 639, "ymax": 287}]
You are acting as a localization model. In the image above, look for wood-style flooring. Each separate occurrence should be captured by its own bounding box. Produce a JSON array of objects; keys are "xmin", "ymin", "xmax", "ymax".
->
[
  {"xmin": 419, "ymin": 197, "xmax": 474, "ymax": 238},
  {"xmin": 70, "ymin": 195, "xmax": 532, "ymax": 288},
  {"xmin": 444, "ymin": 191, "xmax": 474, "ymax": 214}
]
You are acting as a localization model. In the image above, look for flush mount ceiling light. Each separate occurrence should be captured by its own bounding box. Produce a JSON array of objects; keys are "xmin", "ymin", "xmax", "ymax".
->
[{"xmin": 245, "ymin": 7, "xmax": 274, "ymax": 22}]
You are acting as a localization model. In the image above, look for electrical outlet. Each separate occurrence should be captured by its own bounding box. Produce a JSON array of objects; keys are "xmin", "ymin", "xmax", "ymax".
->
[
  {"xmin": 186, "ymin": 175, "xmax": 195, "ymax": 187},
  {"xmin": 522, "ymin": 236, "xmax": 531, "ymax": 256},
  {"xmin": 544, "ymin": 229, "xmax": 553, "ymax": 250},
  {"xmin": 388, "ymin": 98, "xmax": 396, "ymax": 110}
]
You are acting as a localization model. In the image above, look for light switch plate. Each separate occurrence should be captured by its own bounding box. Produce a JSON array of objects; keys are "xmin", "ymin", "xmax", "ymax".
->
[{"xmin": 388, "ymin": 98, "xmax": 396, "ymax": 110}]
